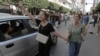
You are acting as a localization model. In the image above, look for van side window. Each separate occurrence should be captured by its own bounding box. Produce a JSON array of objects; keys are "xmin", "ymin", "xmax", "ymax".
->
[
  {"xmin": 0, "ymin": 23, "xmax": 12, "ymax": 40},
  {"xmin": 0, "ymin": 30, "xmax": 5, "ymax": 42},
  {"xmin": 28, "ymin": 19, "xmax": 39, "ymax": 30},
  {"xmin": 0, "ymin": 19, "xmax": 32, "ymax": 41},
  {"xmin": 10, "ymin": 20, "xmax": 29, "ymax": 37}
]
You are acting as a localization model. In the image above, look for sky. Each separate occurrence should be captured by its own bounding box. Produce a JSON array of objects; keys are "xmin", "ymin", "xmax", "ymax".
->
[{"xmin": 85, "ymin": 0, "xmax": 93, "ymax": 12}]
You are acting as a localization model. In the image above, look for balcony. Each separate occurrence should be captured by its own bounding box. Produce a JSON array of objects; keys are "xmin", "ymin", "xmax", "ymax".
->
[{"xmin": 48, "ymin": 0, "xmax": 71, "ymax": 9}]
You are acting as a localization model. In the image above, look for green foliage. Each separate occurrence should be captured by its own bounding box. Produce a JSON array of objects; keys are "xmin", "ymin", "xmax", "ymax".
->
[
  {"xmin": 0, "ymin": 0, "xmax": 70, "ymax": 13},
  {"xmin": 58, "ymin": 6, "xmax": 69, "ymax": 13},
  {"xmin": 48, "ymin": 2, "xmax": 59, "ymax": 11},
  {"xmin": 0, "ymin": 0, "xmax": 2, "ymax": 2},
  {"xmin": 0, "ymin": 0, "xmax": 22, "ymax": 5},
  {"xmin": 23, "ymin": 0, "xmax": 34, "ymax": 8},
  {"xmin": 53, "ymin": 3, "xmax": 60, "ymax": 10},
  {"xmin": 0, "ymin": 0, "xmax": 49, "ymax": 8},
  {"xmin": 94, "ymin": 3, "xmax": 100, "ymax": 13},
  {"xmin": 0, "ymin": 0, "xmax": 3, "ymax": 4},
  {"xmin": 62, "ymin": 7, "xmax": 69, "ymax": 12},
  {"xmin": 58, "ymin": 6, "xmax": 63, "ymax": 12},
  {"xmin": 0, "ymin": 0, "xmax": 9, "ymax": 5},
  {"xmin": 35, "ymin": 0, "xmax": 49, "ymax": 9},
  {"xmin": 48, "ymin": 2, "xmax": 54, "ymax": 10},
  {"xmin": 11, "ymin": 0, "xmax": 22, "ymax": 5},
  {"xmin": 48, "ymin": 2, "xmax": 69, "ymax": 12},
  {"xmin": 23, "ymin": 0, "xmax": 49, "ymax": 9}
]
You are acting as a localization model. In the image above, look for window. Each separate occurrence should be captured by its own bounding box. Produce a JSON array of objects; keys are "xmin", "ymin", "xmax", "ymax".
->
[
  {"xmin": 0, "ymin": 19, "xmax": 37, "ymax": 41},
  {"xmin": 28, "ymin": 19, "xmax": 39, "ymax": 30}
]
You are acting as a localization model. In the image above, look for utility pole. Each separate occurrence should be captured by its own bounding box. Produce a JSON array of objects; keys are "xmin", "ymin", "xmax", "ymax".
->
[
  {"xmin": 71, "ymin": 0, "xmax": 76, "ymax": 11},
  {"xmin": 93, "ymin": 0, "xmax": 96, "ymax": 10},
  {"xmin": 82, "ymin": 0, "xmax": 86, "ymax": 14}
]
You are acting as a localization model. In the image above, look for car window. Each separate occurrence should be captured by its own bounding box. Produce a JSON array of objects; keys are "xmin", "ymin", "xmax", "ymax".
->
[
  {"xmin": 28, "ymin": 19, "xmax": 39, "ymax": 30},
  {"xmin": 0, "ymin": 19, "xmax": 37, "ymax": 41}
]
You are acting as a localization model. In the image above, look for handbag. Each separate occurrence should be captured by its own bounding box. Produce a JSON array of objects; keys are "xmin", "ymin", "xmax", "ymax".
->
[{"xmin": 36, "ymin": 33, "xmax": 49, "ymax": 44}]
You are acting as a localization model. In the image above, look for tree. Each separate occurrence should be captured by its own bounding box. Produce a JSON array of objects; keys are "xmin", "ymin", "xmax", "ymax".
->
[
  {"xmin": 58, "ymin": 6, "xmax": 69, "ymax": 13},
  {"xmin": 23, "ymin": 0, "xmax": 34, "ymax": 8},
  {"xmin": 48, "ymin": 2, "xmax": 54, "ymax": 10},
  {"xmin": 23, "ymin": 0, "xmax": 49, "ymax": 9},
  {"xmin": 53, "ymin": 3, "xmax": 60, "ymax": 11},
  {"xmin": 0, "ymin": 0, "xmax": 22, "ymax": 5},
  {"xmin": 0, "ymin": 0, "xmax": 3, "ymax": 4},
  {"xmin": 58, "ymin": 6, "xmax": 63, "ymax": 12},
  {"xmin": 48, "ymin": 2, "xmax": 61, "ymax": 12},
  {"xmin": 94, "ymin": 2, "xmax": 100, "ymax": 13},
  {"xmin": 62, "ymin": 7, "xmax": 69, "ymax": 13},
  {"xmin": 11, "ymin": 0, "xmax": 22, "ymax": 5},
  {"xmin": 0, "ymin": 0, "xmax": 9, "ymax": 5}
]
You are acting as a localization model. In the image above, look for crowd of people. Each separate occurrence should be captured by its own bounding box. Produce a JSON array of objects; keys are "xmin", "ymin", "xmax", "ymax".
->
[
  {"xmin": 80, "ymin": 13, "xmax": 100, "ymax": 36},
  {"xmin": 0, "ymin": 2, "xmax": 100, "ymax": 56},
  {"xmin": 18, "ymin": 2, "xmax": 90, "ymax": 56},
  {"xmin": 17, "ymin": 2, "xmax": 100, "ymax": 56}
]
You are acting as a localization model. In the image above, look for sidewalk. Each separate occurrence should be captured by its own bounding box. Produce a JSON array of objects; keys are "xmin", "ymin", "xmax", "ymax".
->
[{"xmin": 79, "ymin": 24, "xmax": 100, "ymax": 56}]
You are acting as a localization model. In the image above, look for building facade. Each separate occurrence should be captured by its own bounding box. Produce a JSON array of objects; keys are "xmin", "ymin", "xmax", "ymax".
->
[
  {"xmin": 70, "ymin": 0, "xmax": 85, "ymax": 13},
  {"xmin": 93, "ymin": 0, "xmax": 100, "ymax": 9},
  {"xmin": 48, "ymin": 0, "xmax": 71, "ymax": 9},
  {"xmin": 48, "ymin": 0, "xmax": 86, "ymax": 13}
]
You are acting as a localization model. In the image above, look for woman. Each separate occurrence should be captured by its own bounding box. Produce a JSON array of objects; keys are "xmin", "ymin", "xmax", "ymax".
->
[
  {"xmin": 97, "ymin": 16, "xmax": 100, "ymax": 36},
  {"xmin": 18, "ymin": 3, "xmax": 65, "ymax": 56},
  {"xmin": 66, "ymin": 14, "xmax": 89, "ymax": 56}
]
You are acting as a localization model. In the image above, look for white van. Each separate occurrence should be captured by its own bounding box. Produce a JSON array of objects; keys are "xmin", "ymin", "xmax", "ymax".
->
[{"xmin": 0, "ymin": 13, "xmax": 57, "ymax": 56}]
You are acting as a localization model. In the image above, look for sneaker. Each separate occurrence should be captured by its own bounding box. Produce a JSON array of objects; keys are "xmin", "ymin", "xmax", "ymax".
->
[
  {"xmin": 89, "ymin": 32, "xmax": 94, "ymax": 34},
  {"xmin": 96, "ymin": 34, "xmax": 99, "ymax": 36}
]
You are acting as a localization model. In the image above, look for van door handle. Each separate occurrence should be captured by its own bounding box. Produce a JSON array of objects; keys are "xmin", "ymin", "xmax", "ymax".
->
[{"xmin": 6, "ymin": 43, "xmax": 14, "ymax": 48}]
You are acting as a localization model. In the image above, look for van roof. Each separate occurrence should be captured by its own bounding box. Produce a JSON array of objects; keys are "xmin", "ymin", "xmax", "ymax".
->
[{"xmin": 0, "ymin": 13, "xmax": 29, "ymax": 21}]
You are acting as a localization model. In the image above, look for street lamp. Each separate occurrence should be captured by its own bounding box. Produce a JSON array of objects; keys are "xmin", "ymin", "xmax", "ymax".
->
[{"xmin": 85, "ymin": 2, "xmax": 93, "ymax": 11}]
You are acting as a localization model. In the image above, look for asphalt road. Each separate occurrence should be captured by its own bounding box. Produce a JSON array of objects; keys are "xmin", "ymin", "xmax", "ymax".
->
[{"xmin": 50, "ymin": 20, "xmax": 100, "ymax": 56}]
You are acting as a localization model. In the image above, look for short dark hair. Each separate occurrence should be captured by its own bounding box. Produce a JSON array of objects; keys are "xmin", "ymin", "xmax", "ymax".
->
[{"xmin": 0, "ymin": 24, "xmax": 10, "ymax": 33}]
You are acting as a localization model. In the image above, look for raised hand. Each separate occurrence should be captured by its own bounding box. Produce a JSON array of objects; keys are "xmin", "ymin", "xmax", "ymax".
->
[{"xmin": 18, "ymin": 1, "xmax": 24, "ymax": 8}]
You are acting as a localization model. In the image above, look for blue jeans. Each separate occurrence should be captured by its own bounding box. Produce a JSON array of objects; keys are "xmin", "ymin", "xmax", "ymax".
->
[{"xmin": 69, "ymin": 41, "xmax": 82, "ymax": 56}]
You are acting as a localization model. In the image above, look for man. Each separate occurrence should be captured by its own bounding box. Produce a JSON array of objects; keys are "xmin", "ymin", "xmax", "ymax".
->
[
  {"xmin": 93, "ymin": 14, "xmax": 98, "ymax": 27},
  {"xmin": 97, "ymin": 15, "xmax": 100, "ymax": 36},
  {"xmin": 82, "ymin": 13, "xmax": 89, "ymax": 26}
]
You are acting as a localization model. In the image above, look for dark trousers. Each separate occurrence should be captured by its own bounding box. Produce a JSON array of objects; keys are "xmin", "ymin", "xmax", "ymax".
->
[
  {"xmin": 38, "ymin": 43, "xmax": 51, "ymax": 56},
  {"xmin": 69, "ymin": 41, "xmax": 82, "ymax": 56},
  {"xmin": 58, "ymin": 21, "xmax": 61, "ymax": 25},
  {"xmin": 93, "ymin": 19, "xmax": 97, "ymax": 27}
]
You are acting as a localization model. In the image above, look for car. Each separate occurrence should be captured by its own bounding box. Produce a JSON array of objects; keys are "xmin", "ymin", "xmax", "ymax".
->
[{"xmin": 0, "ymin": 13, "xmax": 57, "ymax": 56}]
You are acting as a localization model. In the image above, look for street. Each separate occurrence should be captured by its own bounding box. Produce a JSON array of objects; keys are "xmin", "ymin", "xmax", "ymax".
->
[
  {"xmin": 0, "ymin": 0, "xmax": 100, "ymax": 56},
  {"xmin": 50, "ymin": 20, "xmax": 100, "ymax": 56}
]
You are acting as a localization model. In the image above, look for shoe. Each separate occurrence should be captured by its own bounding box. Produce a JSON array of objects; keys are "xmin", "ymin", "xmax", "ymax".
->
[
  {"xmin": 89, "ymin": 32, "xmax": 94, "ymax": 34},
  {"xmin": 96, "ymin": 34, "xmax": 99, "ymax": 36}
]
